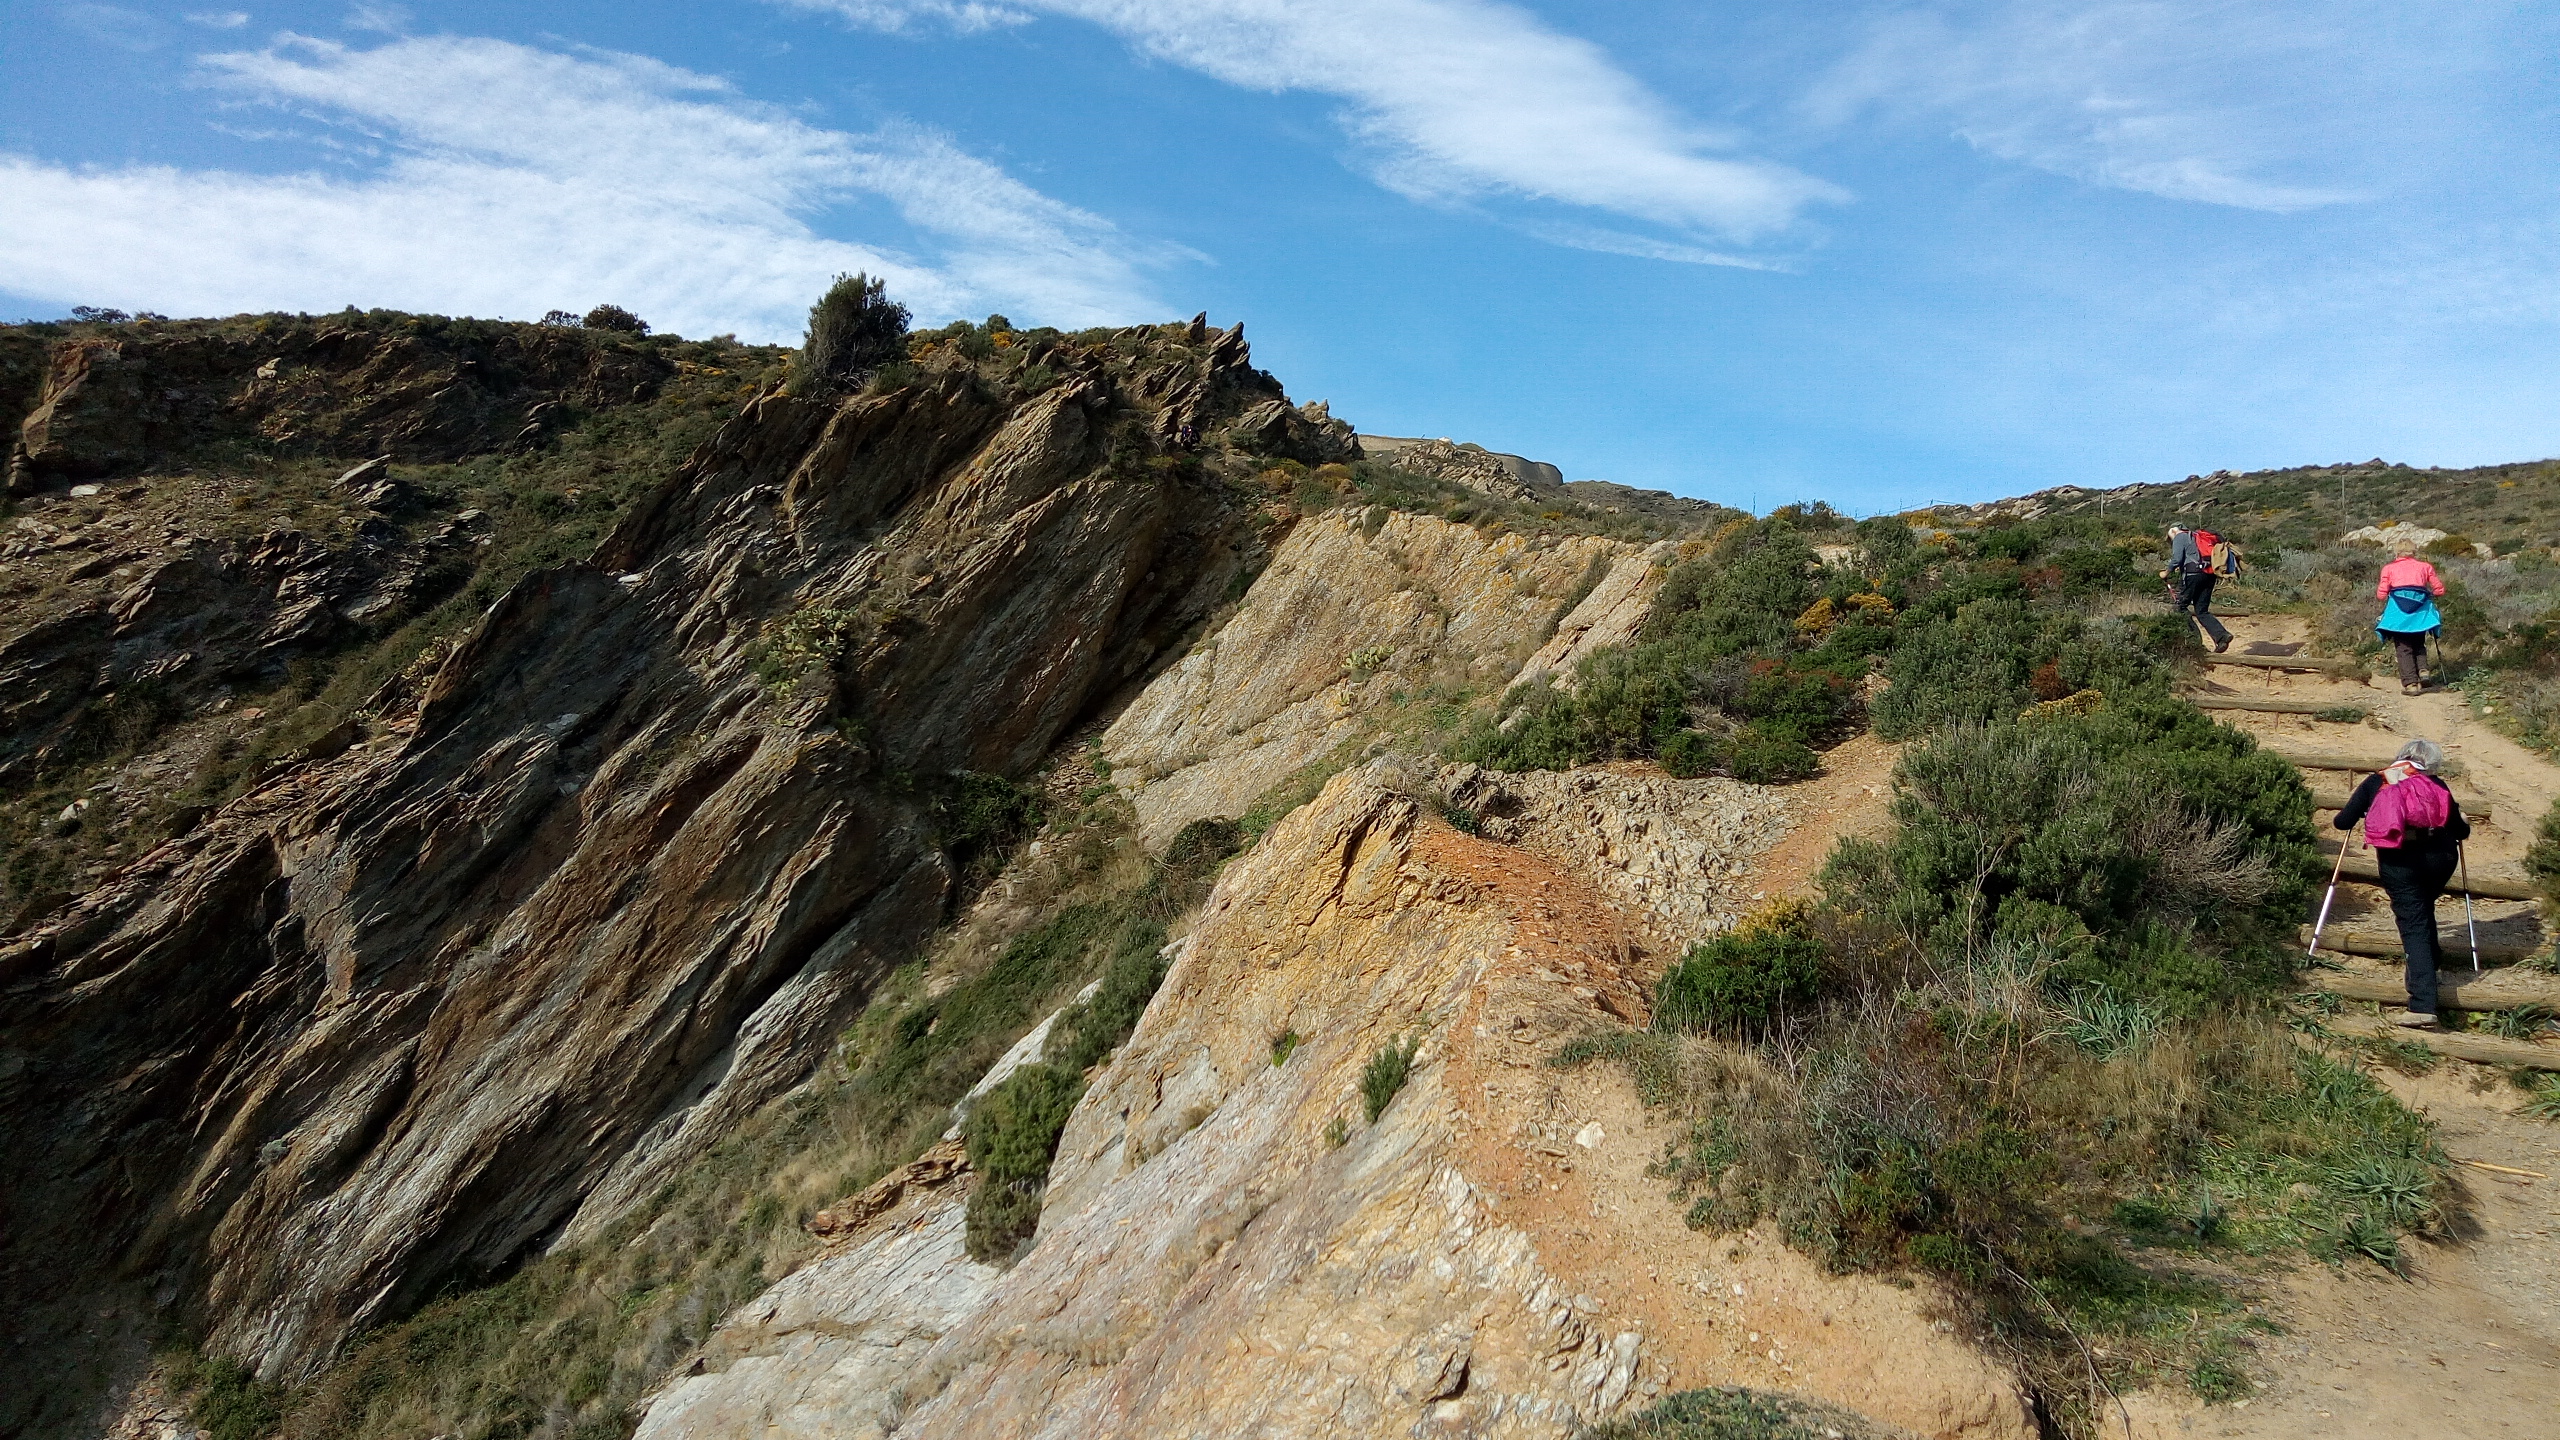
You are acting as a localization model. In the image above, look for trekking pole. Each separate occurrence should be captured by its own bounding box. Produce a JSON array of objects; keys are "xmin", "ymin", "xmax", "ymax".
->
[
  {"xmin": 2460, "ymin": 842, "xmax": 2481, "ymax": 972},
  {"xmin": 2307, "ymin": 840, "xmax": 2352, "ymax": 962}
]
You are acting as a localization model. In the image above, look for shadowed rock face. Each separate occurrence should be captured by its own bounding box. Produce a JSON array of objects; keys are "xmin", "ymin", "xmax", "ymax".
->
[
  {"xmin": 0, "ymin": 330, "xmax": 1281, "ymax": 1433},
  {"xmin": 11, "ymin": 321, "xmax": 673, "ymax": 488}
]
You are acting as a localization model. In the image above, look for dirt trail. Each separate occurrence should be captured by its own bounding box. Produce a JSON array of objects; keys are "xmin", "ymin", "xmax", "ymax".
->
[{"xmin": 2137, "ymin": 608, "xmax": 2560, "ymax": 1438}]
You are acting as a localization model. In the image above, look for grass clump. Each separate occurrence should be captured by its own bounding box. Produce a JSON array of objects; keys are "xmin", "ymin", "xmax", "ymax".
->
[
  {"xmin": 166, "ymin": 1353, "xmax": 288, "ymax": 1440},
  {"xmin": 1578, "ymin": 1386, "xmax": 1887, "ymax": 1440},
  {"xmin": 1361, "ymin": 1034, "xmax": 1421, "ymax": 1123},
  {"xmin": 2521, "ymin": 1074, "xmax": 2560, "ymax": 1121}
]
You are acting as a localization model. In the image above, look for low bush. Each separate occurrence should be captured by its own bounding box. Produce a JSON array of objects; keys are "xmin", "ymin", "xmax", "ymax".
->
[
  {"xmin": 1361, "ymin": 1034, "xmax": 1420, "ymax": 1123},
  {"xmin": 963, "ymin": 1061, "xmax": 1085, "ymax": 1260},
  {"xmin": 1656, "ymin": 907, "xmax": 1827, "ymax": 1037}
]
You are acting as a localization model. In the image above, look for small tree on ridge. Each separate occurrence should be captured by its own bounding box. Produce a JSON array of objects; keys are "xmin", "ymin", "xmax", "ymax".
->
[{"xmin": 796, "ymin": 272, "xmax": 910, "ymax": 393}]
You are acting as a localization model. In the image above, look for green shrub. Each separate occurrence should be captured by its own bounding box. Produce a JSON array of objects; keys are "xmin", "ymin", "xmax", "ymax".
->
[
  {"xmin": 580, "ymin": 304, "xmax": 648, "ymax": 334},
  {"xmin": 1458, "ymin": 519, "xmax": 1861, "ymax": 780},
  {"xmin": 1656, "ymin": 922, "xmax": 1827, "ymax": 1036},
  {"xmin": 963, "ymin": 1061, "xmax": 1085, "ymax": 1260},
  {"xmin": 172, "ymin": 1355, "xmax": 287, "ymax": 1440},
  {"xmin": 2525, "ymin": 797, "xmax": 2560, "ymax": 908},
  {"xmin": 1046, "ymin": 921, "xmax": 1172, "ymax": 1075},
  {"xmin": 794, "ymin": 272, "xmax": 910, "ymax": 393},
  {"xmin": 1361, "ymin": 1035, "xmax": 1420, "ymax": 1123},
  {"xmin": 936, "ymin": 771, "xmax": 1044, "ymax": 881}
]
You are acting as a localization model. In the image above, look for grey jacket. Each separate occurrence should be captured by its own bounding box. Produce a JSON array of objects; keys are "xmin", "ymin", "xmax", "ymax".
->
[{"xmin": 2167, "ymin": 531, "xmax": 2206, "ymax": 575}]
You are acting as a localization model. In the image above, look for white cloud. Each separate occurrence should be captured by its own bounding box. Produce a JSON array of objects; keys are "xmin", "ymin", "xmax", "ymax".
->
[
  {"xmin": 186, "ymin": 10, "xmax": 251, "ymax": 28},
  {"xmin": 0, "ymin": 35, "xmax": 1163, "ymax": 338},
  {"xmin": 777, "ymin": 0, "xmax": 1844, "ymax": 244},
  {"xmin": 1803, "ymin": 2, "xmax": 2455, "ymax": 211}
]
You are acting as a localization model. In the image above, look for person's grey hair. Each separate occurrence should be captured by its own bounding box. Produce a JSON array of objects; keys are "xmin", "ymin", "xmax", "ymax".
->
[{"xmin": 2391, "ymin": 738, "xmax": 2443, "ymax": 774}]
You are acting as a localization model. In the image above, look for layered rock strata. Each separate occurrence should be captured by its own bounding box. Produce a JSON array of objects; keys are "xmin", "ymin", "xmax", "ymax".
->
[
  {"xmin": 637, "ymin": 766, "xmax": 2034, "ymax": 1440},
  {"xmin": 0, "ymin": 328, "xmax": 1299, "ymax": 1428},
  {"xmin": 1100, "ymin": 510, "xmax": 1634, "ymax": 848}
]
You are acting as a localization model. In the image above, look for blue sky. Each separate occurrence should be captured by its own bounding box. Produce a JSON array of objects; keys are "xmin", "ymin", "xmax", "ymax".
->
[{"xmin": 3, "ymin": 1, "xmax": 2556, "ymax": 512}]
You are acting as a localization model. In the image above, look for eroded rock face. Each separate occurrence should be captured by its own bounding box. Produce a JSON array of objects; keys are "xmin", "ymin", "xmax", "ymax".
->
[
  {"xmin": 639, "ymin": 766, "xmax": 2034, "ymax": 1440},
  {"xmin": 0, "ymin": 331, "xmax": 1286, "ymax": 1430},
  {"xmin": 1101, "ymin": 510, "xmax": 1633, "ymax": 847},
  {"xmin": 1439, "ymin": 761, "xmax": 1794, "ymax": 957}
]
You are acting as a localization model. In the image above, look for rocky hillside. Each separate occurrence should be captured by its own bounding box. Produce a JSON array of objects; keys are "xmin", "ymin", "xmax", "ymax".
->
[
  {"xmin": 12, "ymin": 304, "xmax": 2543, "ymax": 1440},
  {"xmin": 636, "ymin": 763, "xmax": 2026, "ymax": 1440},
  {"xmin": 0, "ymin": 307, "xmax": 1383, "ymax": 1436}
]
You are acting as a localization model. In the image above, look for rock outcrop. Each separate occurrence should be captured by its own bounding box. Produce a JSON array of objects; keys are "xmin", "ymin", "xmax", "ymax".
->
[
  {"xmin": 1099, "ymin": 510, "xmax": 1633, "ymax": 848},
  {"xmin": 1439, "ymin": 761, "xmax": 1793, "ymax": 956},
  {"xmin": 0, "ymin": 325, "xmax": 1298, "ymax": 1432},
  {"xmin": 11, "ymin": 320, "xmax": 672, "ymax": 488},
  {"xmin": 1357, "ymin": 436, "xmax": 1726, "ymax": 525},
  {"xmin": 637, "ymin": 766, "xmax": 2034, "ymax": 1440},
  {"xmin": 1512, "ymin": 540, "xmax": 1677, "ymax": 688}
]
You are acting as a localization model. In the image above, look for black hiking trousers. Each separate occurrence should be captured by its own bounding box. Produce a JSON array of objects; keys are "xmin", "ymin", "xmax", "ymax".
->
[
  {"xmin": 2173, "ymin": 572, "xmax": 2230, "ymax": 649},
  {"xmin": 2375, "ymin": 845, "xmax": 2459, "ymax": 1015},
  {"xmin": 2389, "ymin": 633, "xmax": 2428, "ymax": 687}
]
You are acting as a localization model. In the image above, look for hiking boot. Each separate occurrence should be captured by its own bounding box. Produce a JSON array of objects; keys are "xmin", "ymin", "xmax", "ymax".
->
[
  {"xmin": 2403, "ymin": 682, "xmax": 2422, "ymax": 696},
  {"xmin": 2214, "ymin": 635, "xmax": 2231, "ymax": 653},
  {"xmin": 2395, "ymin": 1010, "xmax": 2441, "ymax": 1030}
]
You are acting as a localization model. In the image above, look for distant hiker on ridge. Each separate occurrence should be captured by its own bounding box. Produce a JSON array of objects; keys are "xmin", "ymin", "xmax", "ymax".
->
[
  {"xmin": 2159, "ymin": 523, "xmax": 2233, "ymax": 653},
  {"xmin": 2374, "ymin": 540, "xmax": 2446, "ymax": 696},
  {"xmin": 2331, "ymin": 738, "xmax": 2469, "ymax": 1030}
]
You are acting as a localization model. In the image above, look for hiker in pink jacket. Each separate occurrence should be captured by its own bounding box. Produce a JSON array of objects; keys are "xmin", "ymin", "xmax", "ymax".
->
[
  {"xmin": 2373, "ymin": 544, "xmax": 2445, "ymax": 695},
  {"xmin": 2331, "ymin": 738, "xmax": 2469, "ymax": 1028}
]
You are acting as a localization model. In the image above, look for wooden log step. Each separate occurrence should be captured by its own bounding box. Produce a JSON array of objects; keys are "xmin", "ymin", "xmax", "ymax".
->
[
  {"xmin": 2310, "ymin": 783, "xmax": 2490, "ymax": 820},
  {"xmin": 2313, "ymin": 848, "xmax": 2540, "ymax": 900},
  {"xmin": 2310, "ymin": 966, "xmax": 2560, "ymax": 1012},
  {"xmin": 2201, "ymin": 652, "xmax": 2364, "ymax": 677},
  {"xmin": 2263, "ymin": 741, "xmax": 2467, "ymax": 777},
  {"xmin": 2188, "ymin": 695, "xmax": 2369, "ymax": 718},
  {"xmin": 2306, "ymin": 930, "xmax": 2541, "ymax": 965},
  {"xmin": 2325, "ymin": 1013, "xmax": 2560, "ymax": 1069}
]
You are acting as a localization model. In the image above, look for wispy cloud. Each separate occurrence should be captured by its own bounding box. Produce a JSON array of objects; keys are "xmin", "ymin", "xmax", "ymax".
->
[
  {"xmin": 343, "ymin": 2, "xmax": 408, "ymax": 35},
  {"xmin": 1805, "ymin": 2, "xmax": 2422, "ymax": 211},
  {"xmin": 0, "ymin": 35, "xmax": 1164, "ymax": 338},
  {"xmin": 1512, "ymin": 220, "xmax": 1793, "ymax": 272},
  {"xmin": 58, "ymin": 3, "xmax": 169, "ymax": 50},
  {"xmin": 185, "ymin": 10, "xmax": 250, "ymax": 28},
  {"xmin": 777, "ymin": 0, "xmax": 1845, "ymax": 247}
]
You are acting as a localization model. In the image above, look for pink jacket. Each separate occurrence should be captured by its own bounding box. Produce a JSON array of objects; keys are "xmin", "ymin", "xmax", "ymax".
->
[{"xmin": 2376, "ymin": 557, "xmax": 2443, "ymax": 600}]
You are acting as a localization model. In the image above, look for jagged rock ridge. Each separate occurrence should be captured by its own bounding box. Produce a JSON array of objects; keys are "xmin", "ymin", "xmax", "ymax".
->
[{"xmin": 0, "ymin": 318, "xmax": 1326, "ymax": 1433}]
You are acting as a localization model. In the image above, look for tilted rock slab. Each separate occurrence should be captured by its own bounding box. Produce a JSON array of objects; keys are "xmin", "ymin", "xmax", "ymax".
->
[
  {"xmin": 1511, "ymin": 541, "xmax": 1678, "ymax": 690},
  {"xmin": 1102, "ymin": 510, "xmax": 1633, "ymax": 848},
  {"xmin": 0, "ymin": 331, "xmax": 1295, "ymax": 1424},
  {"xmin": 640, "ymin": 766, "xmax": 2033, "ymax": 1440}
]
